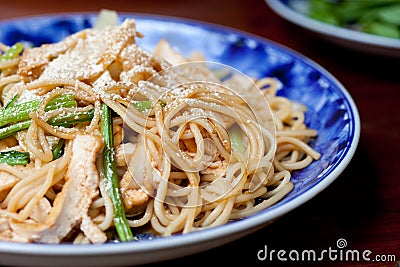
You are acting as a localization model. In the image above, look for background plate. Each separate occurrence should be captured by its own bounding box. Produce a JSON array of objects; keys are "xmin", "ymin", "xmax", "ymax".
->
[
  {"xmin": 0, "ymin": 12, "xmax": 360, "ymax": 267},
  {"xmin": 266, "ymin": 0, "xmax": 400, "ymax": 58}
]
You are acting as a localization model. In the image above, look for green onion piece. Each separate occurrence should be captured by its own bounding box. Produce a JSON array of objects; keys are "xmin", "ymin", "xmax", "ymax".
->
[
  {"xmin": 228, "ymin": 124, "xmax": 246, "ymax": 154},
  {"xmin": 0, "ymin": 150, "xmax": 30, "ymax": 166},
  {"xmin": 0, "ymin": 94, "xmax": 77, "ymax": 128},
  {"xmin": 132, "ymin": 100, "xmax": 152, "ymax": 111},
  {"xmin": 0, "ymin": 109, "xmax": 94, "ymax": 141},
  {"xmin": 0, "ymin": 43, "xmax": 24, "ymax": 62},
  {"xmin": 131, "ymin": 100, "xmax": 165, "ymax": 111},
  {"xmin": 2, "ymin": 93, "xmax": 19, "ymax": 110},
  {"xmin": 45, "ymin": 94, "xmax": 78, "ymax": 111},
  {"xmin": 48, "ymin": 108, "xmax": 94, "ymax": 126},
  {"xmin": 52, "ymin": 139, "xmax": 65, "ymax": 160},
  {"xmin": 100, "ymin": 103, "xmax": 134, "ymax": 242},
  {"xmin": 0, "ymin": 120, "xmax": 31, "ymax": 140}
]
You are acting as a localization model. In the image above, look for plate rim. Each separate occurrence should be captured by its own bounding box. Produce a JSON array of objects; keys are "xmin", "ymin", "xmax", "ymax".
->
[{"xmin": 0, "ymin": 11, "xmax": 360, "ymax": 258}]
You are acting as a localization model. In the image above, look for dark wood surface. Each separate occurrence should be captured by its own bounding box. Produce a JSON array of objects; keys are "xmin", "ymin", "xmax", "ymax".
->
[{"xmin": 1, "ymin": 0, "xmax": 399, "ymax": 266}]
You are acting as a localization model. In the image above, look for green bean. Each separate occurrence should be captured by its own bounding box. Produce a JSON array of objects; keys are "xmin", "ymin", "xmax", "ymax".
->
[{"xmin": 100, "ymin": 103, "xmax": 134, "ymax": 242}]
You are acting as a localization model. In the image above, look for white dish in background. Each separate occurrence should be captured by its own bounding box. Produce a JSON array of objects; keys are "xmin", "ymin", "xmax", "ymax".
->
[
  {"xmin": 0, "ymin": 12, "xmax": 360, "ymax": 267},
  {"xmin": 266, "ymin": 0, "xmax": 400, "ymax": 58}
]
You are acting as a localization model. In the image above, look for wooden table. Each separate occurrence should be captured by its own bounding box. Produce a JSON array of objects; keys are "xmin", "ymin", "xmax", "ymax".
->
[{"xmin": 1, "ymin": 0, "xmax": 399, "ymax": 266}]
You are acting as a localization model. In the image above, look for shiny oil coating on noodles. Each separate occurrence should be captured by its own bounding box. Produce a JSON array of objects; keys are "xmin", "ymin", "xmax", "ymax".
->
[{"xmin": 0, "ymin": 15, "xmax": 320, "ymax": 244}]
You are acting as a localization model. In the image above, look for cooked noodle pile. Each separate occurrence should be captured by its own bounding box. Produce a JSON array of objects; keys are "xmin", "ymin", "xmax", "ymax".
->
[{"xmin": 0, "ymin": 15, "xmax": 320, "ymax": 244}]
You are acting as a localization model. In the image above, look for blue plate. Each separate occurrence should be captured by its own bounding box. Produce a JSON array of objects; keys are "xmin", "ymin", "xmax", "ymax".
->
[{"xmin": 0, "ymin": 13, "xmax": 360, "ymax": 267}]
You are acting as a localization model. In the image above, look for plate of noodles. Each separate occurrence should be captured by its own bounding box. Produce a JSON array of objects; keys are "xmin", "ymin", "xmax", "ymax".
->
[
  {"xmin": 0, "ymin": 10, "xmax": 360, "ymax": 267},
  {"xmin": 266, "ymin": 0, "xmax": 400, "ymax": 58}
]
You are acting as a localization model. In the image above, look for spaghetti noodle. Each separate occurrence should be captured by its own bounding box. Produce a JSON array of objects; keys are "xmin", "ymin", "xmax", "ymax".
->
[{"xmin": 0, "ymin": 14, "xmax": 320, "ymax": 244}]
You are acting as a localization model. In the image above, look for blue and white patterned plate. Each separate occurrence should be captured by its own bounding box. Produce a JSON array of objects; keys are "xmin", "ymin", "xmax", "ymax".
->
[{"xmin": 0, "ymin": 13, "xmax": 360, "ymax": 267}]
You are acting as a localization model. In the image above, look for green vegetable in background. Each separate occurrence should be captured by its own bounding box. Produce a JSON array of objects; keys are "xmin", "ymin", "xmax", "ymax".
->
[{"xmin": 308, "ymin": 0, "xmax": 400, "ymax": 38}]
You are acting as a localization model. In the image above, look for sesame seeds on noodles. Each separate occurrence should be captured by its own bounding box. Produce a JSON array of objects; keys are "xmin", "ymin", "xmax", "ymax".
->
[{"xmin": 0, "ymin": 13, "xmax": 320, "ymax": 243}]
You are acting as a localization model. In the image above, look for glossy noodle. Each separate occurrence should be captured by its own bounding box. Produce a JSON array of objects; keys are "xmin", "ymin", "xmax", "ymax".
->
[{"xmin": 0, "ymin": 13, "xmax": 320, "ymax": 244}]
